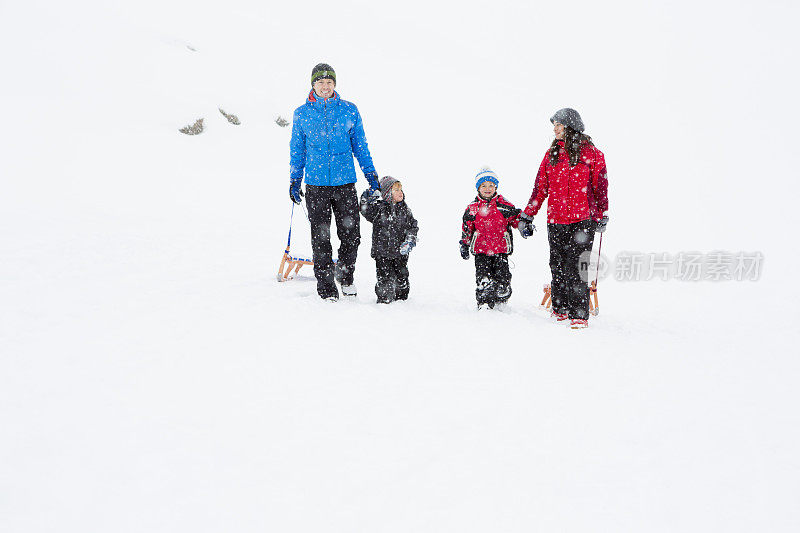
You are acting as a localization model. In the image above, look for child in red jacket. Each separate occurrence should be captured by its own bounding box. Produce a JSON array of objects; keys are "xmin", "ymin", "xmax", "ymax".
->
[{"xmin": 460, "ymin": 167, "xmax": 526, "ymax": 309}]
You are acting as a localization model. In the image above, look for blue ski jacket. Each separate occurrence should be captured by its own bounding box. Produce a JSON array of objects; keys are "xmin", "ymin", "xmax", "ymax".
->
[{"xmin": 289, "ymin": 91, "xmax": 377, "ymax": 187}]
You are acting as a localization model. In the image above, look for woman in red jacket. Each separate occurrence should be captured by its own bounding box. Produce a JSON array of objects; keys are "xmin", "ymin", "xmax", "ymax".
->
[{"xmin": 520, "ymin": 108, "xmax": 608, "ymax": 328}]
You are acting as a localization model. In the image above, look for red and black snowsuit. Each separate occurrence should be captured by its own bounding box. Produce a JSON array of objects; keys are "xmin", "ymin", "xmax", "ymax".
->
[
  {"xmin": 524, "ymin": 140, "xmax": 609, "ymax": 320},
  {"xmin": 461, "ymin": 193, "xmax": 521, "ymax": 306}
]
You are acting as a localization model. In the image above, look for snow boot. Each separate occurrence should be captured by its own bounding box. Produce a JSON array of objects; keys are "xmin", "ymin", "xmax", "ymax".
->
[
  {"xmin": 550, "ymin": 310, "xmax": 569, "ymax": 322},
  {"xmin": 334, "ymin": 263, "xmax": 356, "ymax": 296},
  {"xmin": 341, "ymin": 284, "xmax": 357, "ymax": 297},
  {"xmin": 395, "ymin": 279, "xmax": 410, "ymax": 301},
  {"xmin": 332, "ymin": 263, "xmax": 353, "ymax": 295},
  {"xmin": 570, "ymin": 318, "xmax": 589, "ymax": 329},
  {"xmin": 495, "ymin": 283, "xmax": 511, "ymax": 304}
]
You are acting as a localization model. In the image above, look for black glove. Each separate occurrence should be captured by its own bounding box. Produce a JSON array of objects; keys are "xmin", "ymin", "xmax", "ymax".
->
[
  {"xmin": 519, "ymin": 213, "xmax": 535, "ymax": 238},
  {"xmin": 460, "ymin": 241, "xmax": 470, "ymax": 260},
  {"xmin": 595, "ymin": 215, "xmax": 609, "ymax": 233},
  {"xmin": 289, "ymin": 181, "xmax": 304, "ymax": 204},
  {"xmin": 360, "ymin": 188, "xmax": 381, "ymax": 204},
  {"xmin": 399, "ymin": 235, "xmax": 416, "ymax": 256}
]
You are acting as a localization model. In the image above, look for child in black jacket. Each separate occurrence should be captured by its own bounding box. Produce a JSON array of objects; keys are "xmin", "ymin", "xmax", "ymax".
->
[{"xmin": 359, "ymin": 176, "xmax": 419, "ymax": 303}]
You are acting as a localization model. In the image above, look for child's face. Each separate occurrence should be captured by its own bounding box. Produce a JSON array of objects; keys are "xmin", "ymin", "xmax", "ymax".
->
[
  {"xmin": 391, "ymin": 182, "xmax": 404, "ymax": 203},
  {"xmin": 478, "ymin": 181, "xmax": 496, "ymax": 199}
]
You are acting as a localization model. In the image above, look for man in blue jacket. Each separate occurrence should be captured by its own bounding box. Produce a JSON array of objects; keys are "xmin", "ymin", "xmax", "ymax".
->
[{"xmin": 289, "ymin": 63, "xmax": 380, "ymax": 301}]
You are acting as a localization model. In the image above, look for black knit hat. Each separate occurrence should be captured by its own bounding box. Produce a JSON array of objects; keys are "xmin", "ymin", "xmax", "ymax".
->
[
  {"xmin": 311, "ymin": 63, "xmax": 336, "ymax": 85},
  {"xmin": 550, "ymin": 108, "xmax": 585, "ymax": 133}
]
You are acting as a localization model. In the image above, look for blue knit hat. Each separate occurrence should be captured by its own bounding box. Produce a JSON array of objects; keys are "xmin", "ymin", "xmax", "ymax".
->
[{"xmin": 475, "ymin": 167, "xmax": 499, "ymax": 190}]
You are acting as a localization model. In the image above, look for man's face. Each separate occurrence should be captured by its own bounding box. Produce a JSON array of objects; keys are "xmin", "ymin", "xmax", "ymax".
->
[
  {"xmin": 313, "ymin": 78, "xmax": 335, "ymax": 99},
  {"xmin": 478, "ymin": 182, "xmax": 496, "ymax": 199}
]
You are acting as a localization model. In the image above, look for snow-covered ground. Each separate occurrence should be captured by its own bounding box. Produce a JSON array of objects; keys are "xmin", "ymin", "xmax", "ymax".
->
[{"xmin": 2, "ymin": 1, "xmax": 799, "ymax": 531}]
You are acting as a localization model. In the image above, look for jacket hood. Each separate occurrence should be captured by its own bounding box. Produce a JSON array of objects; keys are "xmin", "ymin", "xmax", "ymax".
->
[{"xmin": 307, "ymin": 90, "xmax": 340, "ymax": 105}]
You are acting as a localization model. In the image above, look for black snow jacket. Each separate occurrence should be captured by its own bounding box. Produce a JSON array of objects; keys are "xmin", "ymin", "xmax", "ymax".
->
[{"xmin": 360, "ymin": 195, "xmax": 419, "ymax": 259}]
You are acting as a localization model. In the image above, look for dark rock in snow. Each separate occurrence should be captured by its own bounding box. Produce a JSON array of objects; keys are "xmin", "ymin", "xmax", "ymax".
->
[
  {"xmin": 179, "ymin": 118, "xmax": 204, "ymax": 135},
  {"xmin": 219, "ymin": 108, "xmax": 240, "ymax": 125}
]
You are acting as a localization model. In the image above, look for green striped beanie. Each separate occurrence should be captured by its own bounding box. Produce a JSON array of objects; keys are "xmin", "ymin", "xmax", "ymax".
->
[{"xmin": 311, "ymin": 63, "xmax": 336, "ymax": 85}]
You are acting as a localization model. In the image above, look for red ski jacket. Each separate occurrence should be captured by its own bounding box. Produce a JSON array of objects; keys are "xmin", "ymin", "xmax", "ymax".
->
[
  {"xmin": 461, "ymin": 193, "xmax": 521, "ymax": 255},
  {"xmin": 524, "ymin": 141, "xmax": 609, "ymax": 224}
]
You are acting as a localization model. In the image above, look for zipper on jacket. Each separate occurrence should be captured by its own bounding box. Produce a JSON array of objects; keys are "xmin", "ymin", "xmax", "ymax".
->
[
  {"xmin": 324, "ymin": 98, "xmax": 331, "ymax": 184},
  {"xmin": 469, "ymin": 232, "xmax": 478, "ymax": 254}
]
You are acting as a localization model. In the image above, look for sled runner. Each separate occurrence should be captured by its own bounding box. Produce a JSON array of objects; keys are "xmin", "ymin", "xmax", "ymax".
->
[
  {"xmin": 590, "ymin": 280, "xmax": 599, "ymax": 316},
  {"xmin": 540, "ymin": 283, "xmax": 552, "ymax": 308},
  {"xmin": 277, "ymin": 247, "xmax": 314, "ymax": 282}
]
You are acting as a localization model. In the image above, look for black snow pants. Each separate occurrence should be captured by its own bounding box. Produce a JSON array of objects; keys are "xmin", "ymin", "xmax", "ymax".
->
[
  {"xmin": 375, "ymin": 256, "xmax": 410, "ymax": 303},
  {"xmin": 305, "ymin": 183, "xmax": 360, "ymax": 299},
  {"xmin": 547, "ymin": 219, "xmax": 596, "ymax": 319},
  {"xmin": 474, "ymin": 253, "xmax": 512, "ymax": 305}
]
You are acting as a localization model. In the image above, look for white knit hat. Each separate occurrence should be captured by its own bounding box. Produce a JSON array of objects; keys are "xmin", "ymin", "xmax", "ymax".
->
[{"xmin": 475, "ymin": 167, "xmax": 499, "ymax": 190}]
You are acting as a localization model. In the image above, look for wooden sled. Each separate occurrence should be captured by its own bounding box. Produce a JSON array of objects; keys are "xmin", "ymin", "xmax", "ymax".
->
[
  {"xmin": 540, "ymin": 283, "xmax": 552, "ymax": 308},
  {"xmin": 277, "ymin": 246, "xmax": 314, "ymax": 282},
  {"xmin": 541, "ymin": 281, "xmax": 600, "ymax": 316}
]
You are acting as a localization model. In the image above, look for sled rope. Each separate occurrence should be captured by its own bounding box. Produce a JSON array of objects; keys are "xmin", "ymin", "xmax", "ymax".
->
[
  {"xmin": 595, "ymin": 233, "xmax": 603, "ymax": 287},
  {"xmin": 589, "ymin": 232, "xmax": 602, "ymax": 315},
  {"xmin": 287, "ymin": 202, "xmax": 295, "ymax": 248}
]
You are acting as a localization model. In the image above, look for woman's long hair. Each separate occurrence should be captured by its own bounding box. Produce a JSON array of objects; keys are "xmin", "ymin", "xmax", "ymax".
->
[{"xmin": 548, "ymin": 126, "xmax": 594, "ymax": 167}]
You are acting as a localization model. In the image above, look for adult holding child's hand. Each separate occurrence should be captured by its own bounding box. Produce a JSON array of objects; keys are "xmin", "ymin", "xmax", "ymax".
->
[
  {"xmin": 518, "ymin": 214, "xmax": 536, "ymax": 238},
  {"xmin": 288, "ymin": 63, "xmax": 380, "ymax": 301},
  {"xmin": 523, "ymin": 108, "xmax": 609, "ymax": 328}
]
